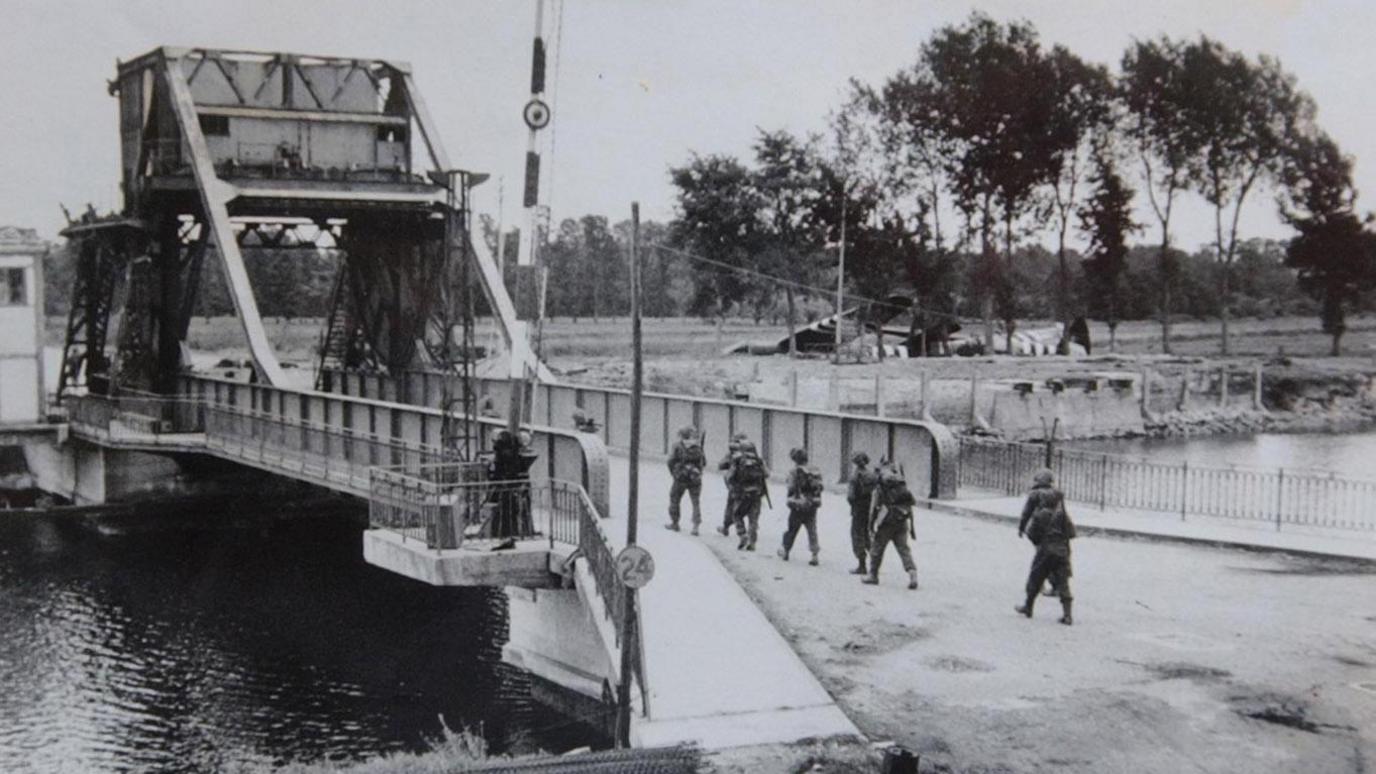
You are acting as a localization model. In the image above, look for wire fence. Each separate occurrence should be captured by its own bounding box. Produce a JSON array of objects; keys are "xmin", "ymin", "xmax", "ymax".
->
[{"xmin": 958, "ymin": 435, "xmax": 1376, "ymax": 531}]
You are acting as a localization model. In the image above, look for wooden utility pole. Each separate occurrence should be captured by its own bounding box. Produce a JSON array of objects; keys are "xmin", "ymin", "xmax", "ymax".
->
[
  {"xmin": 833, "ymin": 193, "xmax": 847, "ymax": 364},
  {"xmin": 616, "ymin": 202, "xmax": 643, "ymax": 747}
]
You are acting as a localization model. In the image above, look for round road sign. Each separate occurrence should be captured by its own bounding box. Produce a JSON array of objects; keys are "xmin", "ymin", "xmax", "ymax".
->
[
  {"xmin": 523, "ymin": 99, "xmax": 551, "ymax": 130},
  {"xmin": 615, "ymin": 545, "xmax": 655, "ymax": 589}
]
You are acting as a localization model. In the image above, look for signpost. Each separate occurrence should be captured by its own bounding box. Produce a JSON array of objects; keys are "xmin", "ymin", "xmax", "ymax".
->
[{"xmin": 616, "ymin": 202, "xmax": 645, "ymax": 747}]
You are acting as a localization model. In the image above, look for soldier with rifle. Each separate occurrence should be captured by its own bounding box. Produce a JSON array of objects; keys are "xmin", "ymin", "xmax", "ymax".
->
[
  {"xmin": 726, "ymin": 438, "xmax": 770, "ymax": 551},
  {"xmin": 862, "ymin": 460, "xmax": 919, "ymax": 590},
  {"xmin": 715, "ymin": 432, "xmax": 748, "ymax": 537},
  {"xmin": 846, "ymin": 452, "xmax": 880, "ymax": 575},
  {"xmin": 665, "ymin": 425, "xmax": 706, "ymax": 535}
]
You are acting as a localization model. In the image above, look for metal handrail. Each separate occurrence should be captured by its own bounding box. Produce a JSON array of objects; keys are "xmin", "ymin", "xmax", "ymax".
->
[{"xmin": 958, "ymin": 435, "xmax": 1376, "ymax": 531}]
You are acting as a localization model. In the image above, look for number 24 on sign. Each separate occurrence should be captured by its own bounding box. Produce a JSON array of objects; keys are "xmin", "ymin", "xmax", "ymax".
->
[{"xmin": 615, "ymin": 546, "xmax": 655, "ymax": 589}]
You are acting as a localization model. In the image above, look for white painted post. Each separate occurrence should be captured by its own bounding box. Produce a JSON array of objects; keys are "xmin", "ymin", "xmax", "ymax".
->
[
  {"xmin": 828, "ymin": 370, "xmax": 840, "ymax": 411},
  {"xmin": 1219, "ymin": 368, "xmax": 1229, "ymax": 407},
  {"xmin": 969, "ymin": 374, "xmax": 978, "ymax": 424},
  {"xmin": 1140, "ymin": 368, "xmax": 1150, "ymax": 417},
  {"xmin": 1178, "ymin": 369, "xmax": 1191, "ymax": 411},
  {"xmin": 919, "ymin": 371, "xmax": 930, "ymax": 420},
  {"xmin": 875, "ymin": 374, "xmax": 885, "ymax": 417},
  {"xmin": 1253, "ymin": 364, "xmax": 1263, "ymax": 410}
]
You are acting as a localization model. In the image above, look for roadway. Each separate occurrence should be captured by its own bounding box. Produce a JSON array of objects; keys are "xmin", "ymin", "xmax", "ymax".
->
[{"xmin": 666, "ymin": 461, "xmax": 1376, "ymax": 773}]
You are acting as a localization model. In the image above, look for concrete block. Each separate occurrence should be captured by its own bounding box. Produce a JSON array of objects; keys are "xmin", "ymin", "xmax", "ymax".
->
[{"xmin": 361, "ymin": 530, "xmax": 559, "ymax": 587}]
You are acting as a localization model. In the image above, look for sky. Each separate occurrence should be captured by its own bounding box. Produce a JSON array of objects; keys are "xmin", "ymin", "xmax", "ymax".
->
[{"xmin": 2, "ymin": 0, "xmax": 1373, "ymax": 254}]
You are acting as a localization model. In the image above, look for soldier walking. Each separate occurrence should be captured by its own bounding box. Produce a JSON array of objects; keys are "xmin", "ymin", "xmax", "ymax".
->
[
  {"xmin": 1016, "ymin": 469, "xmax": 1076, "ymax": 625},
  {"xmin": 862, "ymin": 462, "xmax": 919, "ymax": 590},
  {"xmin": 715, "ymin": 432, "xmax": 747, "ymax": 537},
  {"xmin": 777, "ymin": 448, "xmax": 823, "ymax": 565},
  {"xmin": 665, "ymin": 426, "xmax": 706, "ymax": 535},
  {"xmin": 727, "ymin": 439, "xmax": 769, "ymax": 551},
  {"xmin": 846, "ymin": 452, "xmax": 879, "ymax": 575}
]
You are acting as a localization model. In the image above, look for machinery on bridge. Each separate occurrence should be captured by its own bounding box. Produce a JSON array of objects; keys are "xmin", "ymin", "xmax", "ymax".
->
[{"xmin": 56, "ymin": 47, "xmax": 545, "ymax": 458}]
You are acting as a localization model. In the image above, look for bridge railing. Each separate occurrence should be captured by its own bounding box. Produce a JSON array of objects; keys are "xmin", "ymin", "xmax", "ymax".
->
[
  {"xmin": 64, "ymin": 391, "xmax": 206, "ymax": 438},
  {"xmin": 204, "ymin": 404, "xmax": 452, "ymax": 493},
  {"xmin": 958, "ymin": 435, "xmax": 1376, "ymax": 531},
  {"xmin": 368, "ymin": 463, "xmax": 565, "ymax": 549},
  {"xmin": 321, "ymin": 367, "xmax": 959, "ymax": 499},
  {"xmin": 181, "ymin": 374, "xmax": 610, "ymax": 516}
]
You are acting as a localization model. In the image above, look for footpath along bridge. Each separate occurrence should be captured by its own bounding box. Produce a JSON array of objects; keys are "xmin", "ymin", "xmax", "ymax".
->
[{"xmin": 41, "ymin": 370, "xmax": 961, "ymax": 749}]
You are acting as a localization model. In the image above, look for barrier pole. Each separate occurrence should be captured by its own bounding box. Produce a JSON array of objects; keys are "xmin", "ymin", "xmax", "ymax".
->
[{"xmin": 616, "ymin": 202, "xmax": 643, "ymax": 748}]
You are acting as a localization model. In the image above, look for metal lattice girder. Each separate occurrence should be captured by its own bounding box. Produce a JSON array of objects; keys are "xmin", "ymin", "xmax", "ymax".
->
[{"xmin": 161, "ymin": 51, "xmax": 288, "ymax": 386}]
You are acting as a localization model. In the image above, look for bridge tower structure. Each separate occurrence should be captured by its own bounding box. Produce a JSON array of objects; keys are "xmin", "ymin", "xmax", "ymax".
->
[{"xmin": 57, "ymin": 47, "xmax": 541, "ymax": 402}]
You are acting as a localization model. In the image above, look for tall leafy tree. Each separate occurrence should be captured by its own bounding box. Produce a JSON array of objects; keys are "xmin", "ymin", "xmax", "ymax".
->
[
  {"xmin": 1078, "ymin": 151, "xmax": 1139, "ymax": 351},
  {"xmin": 1278, "ymin": 132, "xmax": 1376, "ymax": 355},
  {"xmin": 751, "ymin": 130, "xmax": 830, "ymax": 356},
  {"xmin": 1176, "ymin": 38, "xmax": 1315, "ymax": 354},
  {"xmin": 669, "ymin": 153, "xmax": 762, "ymax": 347},
  {"xmin": 1044, "ymin": 46, "xmax": 1113, "ymax": 341},
  {"xmin": 1121, "ymin": 37, "xmax": 1196, "ymax": 354},
  {"xmin": 921, "ymin": 13, "xmax": 1061, "ymax": 352}
]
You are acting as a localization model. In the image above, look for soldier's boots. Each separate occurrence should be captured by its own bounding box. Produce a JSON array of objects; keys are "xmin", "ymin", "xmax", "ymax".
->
[
  {"xmin": 777, "ymin": 547, "xmax": 789, "ymax": 561},
  {"xmin": 665, "ymin": 522, "xmax": 680, "ymax": 532},
  {"xmin": 907, "ymin": 569, "xmax": 918, "ymax": 590},
  {"xmin": 746, "ymin": 540, "xmax": 756, "ymax": 552},
  {"xmin": 861, "ymin": 574, "xmax": 879, "ymax": 585},
  {"xmin": 717, "ymin": 525, "xmax": 730, "ymax": 537},
  {"xmin": 808, "ymin": 552, "xmax": 819, "ymax": 567},
  {"xmin": 849, "ymin": 558, "xmax": 867, "ymax": 575},
  {"xmin": 690, "ymin": 526, "xmax": 699, "ymax": 536},
  {"xmin": 737, "ymin": 534, "xmax": 749, "ymax": 550},
  {"xmin": 1015, "ymin": 595, "xmax": 1036, "ymax": 618},
  {"xmin": 1059, "ymin": 599, "xmax": 1073, "ymax": 626}
]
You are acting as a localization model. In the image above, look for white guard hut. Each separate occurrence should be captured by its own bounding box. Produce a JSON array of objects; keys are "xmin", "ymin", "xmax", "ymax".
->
[{"xmin": 0, "ymin": 226, "xmax": 45, "ymax": 425}]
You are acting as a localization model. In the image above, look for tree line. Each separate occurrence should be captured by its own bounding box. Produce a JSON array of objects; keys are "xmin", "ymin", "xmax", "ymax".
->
[{"xmin": 664, "ymin": 13, "xmax": 1376, "ymax": 356}]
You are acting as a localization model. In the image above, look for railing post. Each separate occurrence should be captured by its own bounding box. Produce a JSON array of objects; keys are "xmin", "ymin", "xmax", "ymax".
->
[
  {"xmin": 1099, "ymin": 454, "xmax": 1108, "ymax": 511},
  {"xmin": 1253, "ymin": 364, "xmax": 1264, "ymax": 410},
  {"xmin": 1180, "ymin": 460, "xmax": 1188, "ymax": 521},
  {"xmin": 1276, "ymin": 467, "xmax": 1284, "ymax": 532}
]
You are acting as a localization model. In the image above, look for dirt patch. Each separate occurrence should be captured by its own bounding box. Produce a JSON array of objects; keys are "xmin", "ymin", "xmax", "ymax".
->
[
  {"xmin": 839, "ymin": 621, "xmax": 930, "ymax": 655},
  {"xmin": 926, "ymin": 655, "xmax": 996, "ymax": 674},
  {"xmin": 1230, "ymin": 694, "xmax": 1357, "ymax": 735},
  {"xmin": 1140, "ymin": 661, "xmax": 1232, "ymax": 682}
]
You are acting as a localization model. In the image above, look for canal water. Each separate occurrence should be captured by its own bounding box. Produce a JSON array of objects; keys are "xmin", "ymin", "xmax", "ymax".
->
[
  {"xmin": 1070, "ymin": 430, "xmax": 1376, "ymax": 479},
  {"xmin": 0, "ymin": 510, "xmax": 603, "ymax": 773}
]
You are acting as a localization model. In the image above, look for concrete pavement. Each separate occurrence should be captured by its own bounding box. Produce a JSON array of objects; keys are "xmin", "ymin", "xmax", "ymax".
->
[{"xmin": 598, "ymin": 457, "xmax": 861, "ymax": 750}]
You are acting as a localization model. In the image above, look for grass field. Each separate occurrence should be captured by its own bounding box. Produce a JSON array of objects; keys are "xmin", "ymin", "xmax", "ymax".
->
[{"xmin": 46, "ymin": 313, "xmax": 1376, "ymax": 404}]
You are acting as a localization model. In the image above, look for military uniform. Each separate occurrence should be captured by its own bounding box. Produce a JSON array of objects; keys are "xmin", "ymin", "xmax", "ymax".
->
[
  {"xmin": 846, "ymin": 462, "xmax": 880, "ymax": 574},
  {"xmin": 864, "ymin": 472, "xmax": 918, "ymax": 589},
  {"xmin": 715, "ymin": 445, "xmax": 741, "ymax": 536},
  {"xmin": 779, "ymin": 462, "xmax": 823, "ymax": 564},
  {"xmin": 666, "ymin": 436, "xmax": 706, "ymax": 533},
  {"xmin": 1016, "ymin": 481, "xmax": 1076, "ymax": 624},
  {"xmin": 727, "ymin": 445, "xmax": 769, "ymax": 551}
]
